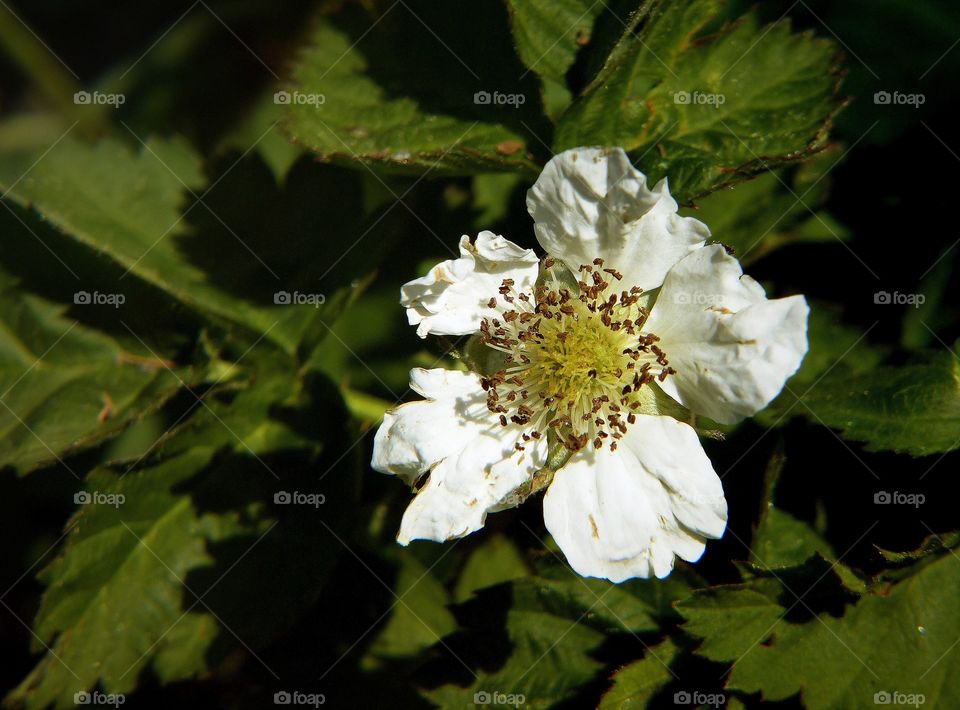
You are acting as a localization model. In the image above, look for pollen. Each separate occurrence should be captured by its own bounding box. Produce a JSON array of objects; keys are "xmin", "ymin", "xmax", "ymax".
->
[{"xmin": 479, "ymin": 259, "xmax": 676, "ymax": 452}]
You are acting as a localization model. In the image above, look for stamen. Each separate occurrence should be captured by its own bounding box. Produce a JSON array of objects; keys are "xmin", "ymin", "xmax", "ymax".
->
[{"xmin": 479, "ymin": 260, "xmax": 675, "ymax": 452}]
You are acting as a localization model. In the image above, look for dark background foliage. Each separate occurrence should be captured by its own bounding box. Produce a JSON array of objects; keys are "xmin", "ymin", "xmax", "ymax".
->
[{"xmin": 1, "ymin": 0, "xmax": 958, "ymax": 708}]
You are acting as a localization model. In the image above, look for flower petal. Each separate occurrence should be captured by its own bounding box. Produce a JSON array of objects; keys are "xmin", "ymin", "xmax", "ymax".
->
[
  {"xmin": 543, "ymin": 415, "xmax": 726, "ymax": 582},
  {"xmin": 372, "ymin": 368, "xmax": 486, "ymax": 486},
  {"xmin": 645, "ymin": 245, "xmax": 809, "ymax": 424},
  {"xmin": 526, "ymin": 147, "xmax": 708, "ymax": 290},
  {"xmin": 400, "ymin": 231, "xmax": 539, "ymax": 338},
  {"xmin": 372, "ymin": 368, "xmax": 547, "ymax": 544},
  {"xmin": 397, "ymin": 433, "xmax": 546, "ymax": 544}
]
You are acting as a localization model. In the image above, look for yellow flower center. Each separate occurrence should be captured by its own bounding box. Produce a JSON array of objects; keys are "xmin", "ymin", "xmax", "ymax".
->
[{"xmin": 480, "ymin": 258, "xmax": 675, "ymax": 452}]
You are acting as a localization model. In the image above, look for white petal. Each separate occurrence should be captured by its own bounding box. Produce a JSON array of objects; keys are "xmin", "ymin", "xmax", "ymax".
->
[
  {"xmin": 400, "ymin": 231, "xmax": 539, "ymax": 338},
  {"xmin": 372, "ymin": 368, "xmax": 485, "ymax": 486},
  {"xmin": 543, "ymin": 416, "xmax": 726, "ymax": 582},
  {"xmin": 371, "ymin": 368, "xmax": 547, "ymax": 544},
  {"xmin": 398, "ymin": 433, "xmax": 546, "ymax": 545},
  {"xmin": 646, "ymin": 245, "xmax": 809, "ymax": 424},
  {"xmin": 526, "ymin": 147, "xmax": 708, "ymax": 291}
]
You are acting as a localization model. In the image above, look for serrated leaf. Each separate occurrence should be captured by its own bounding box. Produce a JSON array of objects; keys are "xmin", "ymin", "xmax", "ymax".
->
[
  {"xmin": 8, "ymin": 339, "xmax": 350, "ymax": 707},
  {"xmin": 554, "ymin": 0, "xmax": 843, "ymax": 201},
  {"xmin": 522, "ymin": 563, "xmax": 695, "ymax": 634},
  {"xmin": 678, "ymin": 550, "xmax": 960, "ymax": 708},
  {"xmin": 284, "ymin": 2, "xmax": 547, "ymax": 176},
  {"xmin": 6, "ymin": 447, "xmax": 230, "ymax": 709},
  {"xmin": 423, "ymin": 604, "xmax": 604, "ymax": 710},
  {"xmin": 780, "ymin": 346, "xmax": 960, "ymax": 456},
  {"xmin": 0, "ymin": 134, "xmax": 373, "ymax": 356},
  {"xmin": 424, "ymin": 559, "xmax": 699, "ymax": 708},
  {"xmin": 505, "ymin": 0, "xmax": 604, "ymax": 84},
  {"xmin": 0, "ymin": 268, "xmax": 198, "ymax": 475},
  {"xmin": 600, "ymin": 637, "xmax": 681, "ymax": 709},
  {"xmin": 681, "ymin": 146, "xmax": 849, "ymax": 265}
]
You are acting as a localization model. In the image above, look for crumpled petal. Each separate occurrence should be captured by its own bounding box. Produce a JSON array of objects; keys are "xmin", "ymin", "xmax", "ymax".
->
[
  {"xmin": 645, "ymin": 245, "xmax": 809, "ymax": 425},
  {"xmin": 543, "ymin": 415, "xmax": 726, "ymax": 582},
  {"xmin": 399, "ymin": 231, "xmax": 539, "ymax": 338},
  {"xmin": 372, "ymin": 368, "xmax": 547, "ymax": 544},
  {"xmin": 526, "ymin": 147, "xmax": 708, "ymax": 291}
]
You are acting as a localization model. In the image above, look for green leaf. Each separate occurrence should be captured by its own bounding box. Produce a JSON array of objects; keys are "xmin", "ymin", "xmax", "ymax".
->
[
  {"xmin": 526, "ymin": 561, "xmax": 697, "ymax": 634},
  {"xmin": 554, "ymin": 0, "xmax": 843, "ymax": 201},
  {"xmin": 219, "ymin": 90, "xmax": 303, "ymax": 183},
  {"xmin": 505, "ymin": 0, "xmax": 604, "ymax": 84},
  {"xmin": 600, "ymin": 637, "xmax": 681, "ymax": 709},
  {"xmin": 879, "ymin": 531, "xmax": 960, "ymax": 567},
  {"xmin": 0, "ymin": 268, "xmax": 198, "ymax": 474},
  {"xmin": 779, "ymin": 345, "xmax": 960, "ymax": 456},
  {"xmin": 284, "ymin": 2, "xmax": 547, "ymax": 176},
  {"xmin": 0, "ymin": 134, "xmax": 374, "ymax": 356},
  {"xmin": 678, "ymin": 549, "xmax": 960, "ymax": 708},
  {"xmin": 902, "ymin": 254, "xmax": 955, "ymax": 349},
  {"xmin": 364, "ymin": 549, "xmax": 458, "ymax": 662},
  {"xmin": 681, "ymin": 146, "xmax": 849, "ymax": 266},
  {"xmin": 423, "ymin": 602, "xmax": 605, "ymax": 710},
  {"xmin": 8, "ymin": 338, "xmax": 352, "ymax": 707},
  {"xmin": 753, "ymin": 508, "xmax": 835, "ymax": 570},
  {"xmin": 453, "ymin": 534, "xmax": 530, "ymax": 603},
  {"xmin": 6, "ymin": 447, "xmax": 230, "ymax": 709},
  {"xmin": 749, "ymin": 446, "xmax": 833, "ymax": 569},
  {"xmin": 424, "ymin": 559, "xmax": 699, "ymax": 708}
]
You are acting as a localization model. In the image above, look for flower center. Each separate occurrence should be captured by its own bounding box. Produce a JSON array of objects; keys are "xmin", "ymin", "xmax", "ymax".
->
[{"xmin": 479, "ymin": 257, "xmax": 675, "ymax": 452}]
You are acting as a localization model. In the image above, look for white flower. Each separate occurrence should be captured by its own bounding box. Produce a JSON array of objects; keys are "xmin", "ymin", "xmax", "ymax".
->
[{"xmin": 373, "ymin": 147, "xmax": 808, "ymax": 582}]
